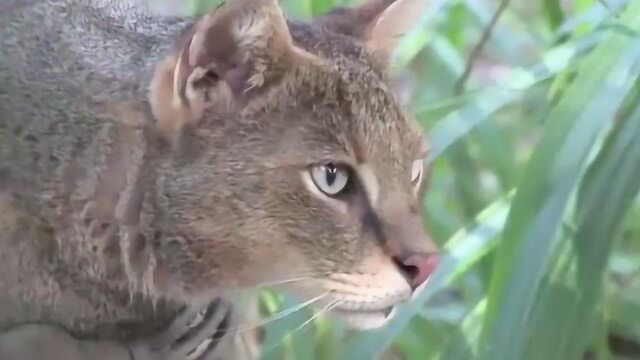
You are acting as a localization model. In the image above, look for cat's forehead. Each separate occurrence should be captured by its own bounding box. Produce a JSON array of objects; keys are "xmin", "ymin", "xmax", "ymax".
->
[
  {"xmin": 243, "ymin": 21, "xmax": 424, "ymax": 169},
  {"xmin": 326, "ymin": 60, "xmax": 424, "ymax": 165},
  {"xmin": 291, "ymin": 22, "xmax": 424, "ymax": 157},
  {"xmin": 288, "ymin": 66, "xmax": 424, "ymax": 173},
  {"xmin": 349, "ymin": 97, "xmax": 424, "ymax": 179}
]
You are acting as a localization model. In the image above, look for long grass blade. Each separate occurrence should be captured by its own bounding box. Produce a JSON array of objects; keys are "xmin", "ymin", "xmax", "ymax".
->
[{"xmin": 479, "ymin": 3, "xmax": 640, "ymax": 358}]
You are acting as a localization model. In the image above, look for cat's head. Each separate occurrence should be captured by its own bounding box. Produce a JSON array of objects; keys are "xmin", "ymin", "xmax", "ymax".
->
[{"xmin": 149, "ymin": 0, "xmax": 437, "ymax": 329}]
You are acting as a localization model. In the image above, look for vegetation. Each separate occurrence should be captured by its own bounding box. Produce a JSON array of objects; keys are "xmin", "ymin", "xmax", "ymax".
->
[{"xmin": 184, "ymin": 0, "xmax": 640, "ymax": 358}]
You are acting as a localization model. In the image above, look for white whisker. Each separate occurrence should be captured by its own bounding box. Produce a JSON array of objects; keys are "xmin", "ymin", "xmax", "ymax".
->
[
  {"xmin": 224, "ymin": 274, "xmax": 323, "ymax": 294},
  {"xmin": 290, "ymin": 299, "xmax": 342, "ymax": 335},
  {"xmin": 229, "ymin": 292, "xmax": 329, "ymax": 335},
  {"xmin": 243, "ymin": 276, "xmax": 319, "ymax": 290},
  {"xmin": 259, "ymin": 299, "xmax": 343, "ymax": 356}
]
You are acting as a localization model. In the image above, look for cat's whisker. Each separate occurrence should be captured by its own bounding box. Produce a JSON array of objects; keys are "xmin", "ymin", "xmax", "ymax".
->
[
  {"xmin": 290, "ymin": 299, "xmax": 342, "ymax": 336},
  {"xmin": 229, "ymin": 292, "xmax": 329, "ymax": 335},
  {"xmin": 250, "ymin": 275, "xmax": 325, "ymax": 289},
  {"xmin": 226, "ymin": 275, "xmax": 322, "ymax": 294},
  {"xmin": 260, "ymin": 299, "xmax": 343, "ymax": 356}
]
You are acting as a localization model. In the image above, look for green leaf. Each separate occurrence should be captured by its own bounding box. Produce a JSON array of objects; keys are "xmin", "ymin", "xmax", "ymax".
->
[
  {"xmin": 479, "ymin": 3, "xmax": 640, "ymax": 358},
  {"xmin": 542, "ymin": 0, "xmax": 565, "ymax": 31},
  {"xmin": 424, "ymin": 32, "xmax": 602, "ymax": 161},
  {"xmin": 560, "ymin": 84, "xmax": 640, "ymax": 359},
  {"xmin": 518, "ymin": 80, "xmax": 640, "ymax": 360},
  {"xmin": 259, "ymin": 293, "xmax": 317, "ymax": 360},
  {"xmin": 437, "ymin": 299, "xmax": 487, "ymax": 360},
  {"xmin": 553, "ymin": 0, "xmax": 629, "ymax": 42}
]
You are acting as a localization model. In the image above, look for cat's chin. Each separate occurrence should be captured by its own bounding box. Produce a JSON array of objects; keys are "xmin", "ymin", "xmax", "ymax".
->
[{"xmin": 331, "ymin": 306, "xmax": 397, "ymax": 330}]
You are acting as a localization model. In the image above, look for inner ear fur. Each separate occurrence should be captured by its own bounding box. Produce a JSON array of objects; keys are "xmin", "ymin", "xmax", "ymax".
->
[{"xmin": 148, "ymin": 0, "xmax": 317, "ymax": 145}]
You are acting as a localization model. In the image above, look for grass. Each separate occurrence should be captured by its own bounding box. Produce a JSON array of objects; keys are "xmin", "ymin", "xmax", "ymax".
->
[{"xmin": 180, "ymin": 0, "xmax": 640, "ymax": 358}]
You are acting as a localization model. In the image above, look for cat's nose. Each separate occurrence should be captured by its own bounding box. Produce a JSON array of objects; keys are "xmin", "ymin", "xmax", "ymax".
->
[{"xmin": 393, "ymin": 253, "xmax": 438, "ymax": 290}]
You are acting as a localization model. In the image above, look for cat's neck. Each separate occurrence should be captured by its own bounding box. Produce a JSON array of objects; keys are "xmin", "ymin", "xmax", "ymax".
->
[{"xmin": 56, "ymin": 0, "xmax": 192, "ymax": 84}]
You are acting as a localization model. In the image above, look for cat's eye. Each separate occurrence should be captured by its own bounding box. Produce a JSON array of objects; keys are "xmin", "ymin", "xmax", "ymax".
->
[
  {"xmin": 411, "ymin": 159, "xmax": 424, "ymax": 187},
  {"xmin": 310, "ymin": 163, "xmax": 351, "ymax": 196}
]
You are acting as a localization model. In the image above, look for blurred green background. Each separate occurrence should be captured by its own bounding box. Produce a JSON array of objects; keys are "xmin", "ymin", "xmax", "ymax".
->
[{"xmin": 167, "ymin": 0, "xmax": 640, "ymax": 359}]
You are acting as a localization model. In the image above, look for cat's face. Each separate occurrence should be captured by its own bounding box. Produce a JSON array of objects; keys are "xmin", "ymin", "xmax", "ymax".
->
[
  {"xmin": 263, "ymin": 83, "xmax": 434, "ymax": 329},
  {"xmin": 150, "ymin": 0, "xmax": 437, "ymax": 329}
]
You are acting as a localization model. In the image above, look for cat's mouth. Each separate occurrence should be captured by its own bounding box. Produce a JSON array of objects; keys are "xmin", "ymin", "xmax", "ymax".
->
[
  {"xmin": 329, "ymin": 305, "xmax": 396, "ymax": 330},
  {"xmin": 312, "ymin": 269, "xmax": 413, "ymax": 330}
]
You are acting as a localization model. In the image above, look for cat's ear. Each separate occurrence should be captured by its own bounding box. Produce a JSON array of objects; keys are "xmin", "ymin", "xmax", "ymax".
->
[
  {"xmin": 316, "ymin": 0, "xmax": 428, "ymax": 64},
  {"xmin": 149, "ymin": 0, "xmax": 316, "ymax": 144}
]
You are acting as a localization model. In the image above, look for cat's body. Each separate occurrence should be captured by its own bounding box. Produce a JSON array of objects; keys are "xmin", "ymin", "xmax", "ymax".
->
[
  {"xmin": 0, "ymin": 0, "xmax": 192, "ymax": 341},
  {"xmin": 0, "ymin": 0, "xmax": 438, "ymax": 357}
]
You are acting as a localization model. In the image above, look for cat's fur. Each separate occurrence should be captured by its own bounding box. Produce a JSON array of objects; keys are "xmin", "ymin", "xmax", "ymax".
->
[{"xmin": 0, "ymin": 0, "xmax": 437, "ymax": 357}]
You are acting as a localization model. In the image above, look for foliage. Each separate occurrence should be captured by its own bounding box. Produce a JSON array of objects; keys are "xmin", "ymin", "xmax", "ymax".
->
[{"xmin": 184, "ymin": 0, "xmax": 640, "ymax": 359}]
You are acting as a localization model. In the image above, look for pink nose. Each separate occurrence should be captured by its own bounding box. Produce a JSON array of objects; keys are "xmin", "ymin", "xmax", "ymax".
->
[{"xmin": 394, "ymin": 253, "xmax": 438, "ymax": 290}]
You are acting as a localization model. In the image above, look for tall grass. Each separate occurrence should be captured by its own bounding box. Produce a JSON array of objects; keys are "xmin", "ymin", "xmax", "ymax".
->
[{"xmin": 184, "ymin": 0, "xmax": 640, "ymax": 358}]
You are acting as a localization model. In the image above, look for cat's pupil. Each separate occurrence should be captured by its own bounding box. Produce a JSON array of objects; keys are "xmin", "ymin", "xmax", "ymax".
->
[{"xmin": 325, "ymin": 164, "xmax": 337, "ymax": 185}]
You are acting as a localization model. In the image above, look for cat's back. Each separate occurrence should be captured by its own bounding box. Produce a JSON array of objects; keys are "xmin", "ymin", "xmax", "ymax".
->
[
  {"xmin": 0, "ymin": 0, "xmax": 182, "ymax": 339},
  {"xmin": 0, "ymin": 1, "xmax": 184, "ymax": 216}
]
